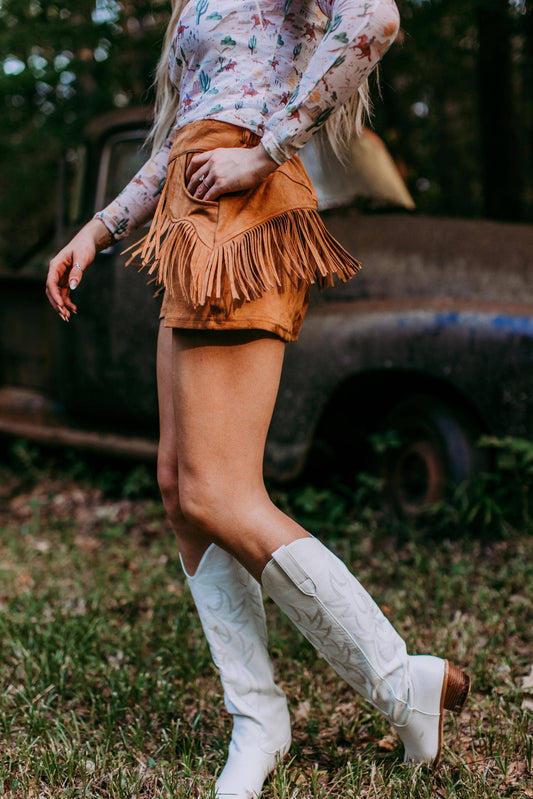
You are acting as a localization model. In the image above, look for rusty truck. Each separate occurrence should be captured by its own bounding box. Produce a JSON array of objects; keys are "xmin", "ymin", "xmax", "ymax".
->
[{"xmin": 1, "ymin": 107, "xmax": 533, "ymax": 514}]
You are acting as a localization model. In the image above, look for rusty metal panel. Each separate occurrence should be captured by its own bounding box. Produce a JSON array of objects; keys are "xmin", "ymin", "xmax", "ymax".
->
[
  {"xmin": 0, "ymin": 275, "xmax": 56, "ymax": 394},
  {"xmin": 266, "ymin": 298, "xmax": 533, "ymax": 478}
]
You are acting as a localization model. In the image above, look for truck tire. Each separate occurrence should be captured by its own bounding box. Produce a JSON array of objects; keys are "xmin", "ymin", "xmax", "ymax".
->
[{"xmin": 378, "ymin": 394, "xmax": 484, "ymax": 516}]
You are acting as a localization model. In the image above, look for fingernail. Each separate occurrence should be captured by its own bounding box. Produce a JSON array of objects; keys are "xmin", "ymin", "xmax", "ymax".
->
[{"xmin": 69, "ymin": 280, "xmax": 78, "ymax": 290}]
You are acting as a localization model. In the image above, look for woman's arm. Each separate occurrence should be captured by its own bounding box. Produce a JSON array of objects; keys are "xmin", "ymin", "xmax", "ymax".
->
[
  {"xmin": 46, "ymin": 131, "xmax": 175, "ymax": 320},
  {"xmin": 261, "ymin": 0, "xmax": 401, "ymax": 165},
  {"xmin": 95, "ymin": 132, "xmax": 174, "ymax": 241}
]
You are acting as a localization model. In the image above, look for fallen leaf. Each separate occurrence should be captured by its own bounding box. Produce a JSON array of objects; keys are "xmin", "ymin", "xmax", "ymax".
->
[
  {"xmin": 74, "ymin": 534, "xmax": 101, "ymax": 553},
  {"xmin": 14, "ymin": 570, "xmax": 35, "ymax": 592},
  {"xmin": 294, "ymin": 699, "xmax": 311, "ymax": 721},
  {"xmin": 32, "ymin": 539, "xmax": 51, "ymax": 552},
  {"xmin": 377, "ymin": 734, "xmax": 397, "ymax": 751},
  {"xmin": 521, "ymin": 664, "xmax": 533, "ymax": 691}
]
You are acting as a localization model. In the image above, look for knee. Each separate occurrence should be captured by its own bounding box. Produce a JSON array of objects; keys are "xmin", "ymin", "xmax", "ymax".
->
[
  {"xmin": 178, "ymin": 472, "xmax": 229, "ymax": 535},
  {"xmin": 157, "ymin": 459, "xmax": 182, "ymax": 521}
]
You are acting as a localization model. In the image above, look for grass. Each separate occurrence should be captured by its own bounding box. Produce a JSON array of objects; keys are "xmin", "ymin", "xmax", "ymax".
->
[{"xmin": 0, "ymin": 440, "xmax": 531, "ymax": 797}]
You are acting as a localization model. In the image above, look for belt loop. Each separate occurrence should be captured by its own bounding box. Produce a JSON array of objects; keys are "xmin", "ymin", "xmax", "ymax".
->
[{"xmin": 241, "ymin": 127, "xmax": 260, "ymax": 148}]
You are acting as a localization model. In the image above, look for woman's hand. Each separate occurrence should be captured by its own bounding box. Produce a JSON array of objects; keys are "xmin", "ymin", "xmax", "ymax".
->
[
  {"xmin": 45, "ymin": 218, "xmax": 112, "ymax": 321},
  {"xmin": 186, "ymin": 143, "xmax": 278, "ymax": 201}
]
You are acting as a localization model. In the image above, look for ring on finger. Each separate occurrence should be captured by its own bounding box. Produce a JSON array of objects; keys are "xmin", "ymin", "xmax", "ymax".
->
[{"xmin": 73, "ymin": 262, "xmax": 83, "ymax": 272}]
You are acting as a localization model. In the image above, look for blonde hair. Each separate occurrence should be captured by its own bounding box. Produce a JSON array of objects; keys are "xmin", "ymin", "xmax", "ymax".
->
[
  {"xmin": 148, "ymin": 0, "xmax": 187, "ymax": 153},
  {"xmin": 149, "ymin": 0, "xmax": 374, "ymax": 157},
  {"xmin": 324, "ymin": 79, "xmax": 373, "ymax": 161}
]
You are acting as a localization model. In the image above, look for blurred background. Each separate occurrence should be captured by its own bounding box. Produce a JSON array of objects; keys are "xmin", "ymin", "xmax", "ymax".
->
[
  {"xmin": 1, "ymin": 0, "xmax": 533, "ymax": 516},
  {"xmin": 1, "ymin": 0, "xmax": 532, "ymax": 272}
]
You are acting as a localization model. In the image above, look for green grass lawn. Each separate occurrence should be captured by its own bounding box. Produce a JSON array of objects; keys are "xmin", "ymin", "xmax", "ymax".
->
[{"xmin": 0, "ymin": 442, "xmax": 531, "ymax": 798}]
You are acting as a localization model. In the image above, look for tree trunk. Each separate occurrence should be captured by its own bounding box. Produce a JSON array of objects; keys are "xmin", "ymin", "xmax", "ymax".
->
[
  {"xmin": 525, "ymin": 1, "xmax": 533, "ymax": 218},
  {"xmin": 477, "ymin": 0, "xmax": 522, "ymax": 220}
]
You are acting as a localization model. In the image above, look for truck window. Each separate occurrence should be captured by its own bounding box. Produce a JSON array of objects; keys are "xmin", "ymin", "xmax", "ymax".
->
[
  {"xmin": 66, "ymin": 146, "xmax": 87, "ymax": 225},
  {"xmin": 95, "ymin": 131, "xmax": 148, "ymax": 213}
]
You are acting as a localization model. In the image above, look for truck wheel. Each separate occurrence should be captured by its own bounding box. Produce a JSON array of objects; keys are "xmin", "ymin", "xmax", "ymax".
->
[{"xmin": 378, "ymin": 394, "xmax": 484, "ymax": 516}]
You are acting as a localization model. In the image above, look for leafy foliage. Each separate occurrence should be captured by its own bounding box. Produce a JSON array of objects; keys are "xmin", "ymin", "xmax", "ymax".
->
[
  {"xmin": 1, "ymin": 1, "xmax": 532, "ymax": 272},
  {"xmin": 377, "ymin": 0, "xmax": 533, "ymax": 220},
  {"xmin": 0, "ymin": 441, "xmax": 532, "ymax": 797},
  {"xmin": 0, "ymin": 0, "xmax": 169, "ymax": 268},
  {"xmin": 410, "ymin": 435, "xmax": 533, "ymax": 540}
]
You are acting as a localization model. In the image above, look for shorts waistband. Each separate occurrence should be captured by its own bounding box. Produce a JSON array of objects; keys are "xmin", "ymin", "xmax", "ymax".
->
[{"xmin": 170, "ymin": 120, "xmax": 262, "ymax": 161}]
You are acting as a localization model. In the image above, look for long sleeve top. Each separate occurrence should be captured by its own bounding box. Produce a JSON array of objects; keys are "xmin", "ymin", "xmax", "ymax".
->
[{"xmin": 97, "ymin": 0, "xmax": 400, "ymax": 240}]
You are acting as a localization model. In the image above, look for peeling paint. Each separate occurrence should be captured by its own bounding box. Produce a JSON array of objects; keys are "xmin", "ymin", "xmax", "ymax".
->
[{"xmin": 395, "ymin": 309, "xmax": 533, "ymax": 337}]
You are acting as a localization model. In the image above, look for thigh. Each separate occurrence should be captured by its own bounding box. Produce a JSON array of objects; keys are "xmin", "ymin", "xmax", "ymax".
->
[
  {"xmin": 172, "ymin": 328, "xmax": 310, "ymax": 578},
  {"xmin": 172, "ymin": 329, "xmax": 285, "ymax": 487}
]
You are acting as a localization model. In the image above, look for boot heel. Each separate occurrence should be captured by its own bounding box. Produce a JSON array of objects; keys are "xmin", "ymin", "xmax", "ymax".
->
[{"xmin": 443, "ymin": 662, "xmax": 471, "ymax": 713}]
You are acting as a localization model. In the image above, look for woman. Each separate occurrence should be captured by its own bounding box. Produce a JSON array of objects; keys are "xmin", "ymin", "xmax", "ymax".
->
[{"xmin": 46, "ymin": 1, "xmax": 470, "ymax": 797}]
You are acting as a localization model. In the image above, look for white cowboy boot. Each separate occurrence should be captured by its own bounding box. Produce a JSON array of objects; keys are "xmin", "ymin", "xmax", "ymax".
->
[
  {"xmin": 261, "ymin": 537, "xmax": 470, "ymax": 765},
  {"xmin": 181, "ymin": 544, "xmax": 291, "ymax": 798}
]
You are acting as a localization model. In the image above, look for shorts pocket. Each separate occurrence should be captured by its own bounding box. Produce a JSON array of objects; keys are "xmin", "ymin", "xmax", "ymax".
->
[
  {"xmin": 180, "ymin": 152, "xmax": 219, "ymax": 206},
  {"xmin": 163, "ymin": 152, "xmax": 220, "ymax": 240}
]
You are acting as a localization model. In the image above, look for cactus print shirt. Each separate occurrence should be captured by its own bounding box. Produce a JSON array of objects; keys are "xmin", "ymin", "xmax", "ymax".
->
[{"xmin": 97, "ymin": 0, "xmax": 399, "ymax": 240}]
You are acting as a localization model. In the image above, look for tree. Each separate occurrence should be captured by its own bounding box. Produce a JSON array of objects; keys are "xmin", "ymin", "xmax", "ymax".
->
[
  {"xmin": 376, "ymin": 0, "xmax": 531, "ymax": 221},
  {"xmin": 0, "ymin": 0, "xmax": 532, "ymax": 274},
  {"xmin": 0, "ymin": 0, "xmax": 169, "ymax": 269},
  {"xmin": 477, "ymin": 0, "xmax": 522, "ymax": 219}
]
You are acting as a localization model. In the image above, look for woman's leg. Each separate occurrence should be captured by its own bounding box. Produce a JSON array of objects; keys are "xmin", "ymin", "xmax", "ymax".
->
[
  {"xmin": 171, "ymin": 328, "xmax": 309, "ymax": 580},
  {"xmin": 156, "ymin": 322, "xmax": 291, "ymax": 799},
  {"xmin": 171, "ymin": 328, "xmax": 470, "ymax": 769},
  {"xmin": 156, "ymin": 320, "xmax": 211, "ymax": 563}
]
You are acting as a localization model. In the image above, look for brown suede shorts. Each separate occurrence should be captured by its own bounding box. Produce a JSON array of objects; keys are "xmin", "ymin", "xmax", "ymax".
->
[{"xmin": 128, "ymin": 120, "xmax": 360, "ymax": 343}]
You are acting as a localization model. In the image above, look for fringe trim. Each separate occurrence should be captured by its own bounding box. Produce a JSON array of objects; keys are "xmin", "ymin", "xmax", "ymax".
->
[{"xmin": 126, "ymin": 202, "xmax": 361, "ymax": 307}]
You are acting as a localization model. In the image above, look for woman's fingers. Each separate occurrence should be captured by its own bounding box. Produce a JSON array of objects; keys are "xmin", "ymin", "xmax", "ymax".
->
[
  {"xmin": 45, "ymin": 221, "xmax": 101, "ymax": 320},
  {"xmin": 185, "ymin": 145, "xmax": 277, "ymax": 201},
  {"xmin": 185, "ymin": 151, "xmax": 210, "ymax": 184},
  {"xmin": 46, "ymin": 258, "xmax": 69, "ymax": 314},
  {"xmin": 68, "ymin": 260, "xmax": 85, "ymax": 291},
  {"xmin": 46, "ymin": 253, "xmax": 87, "ymax": 320},
  {"xmin": 186, "ymin": 152, "xmax": 212, "ymax": 198}
]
